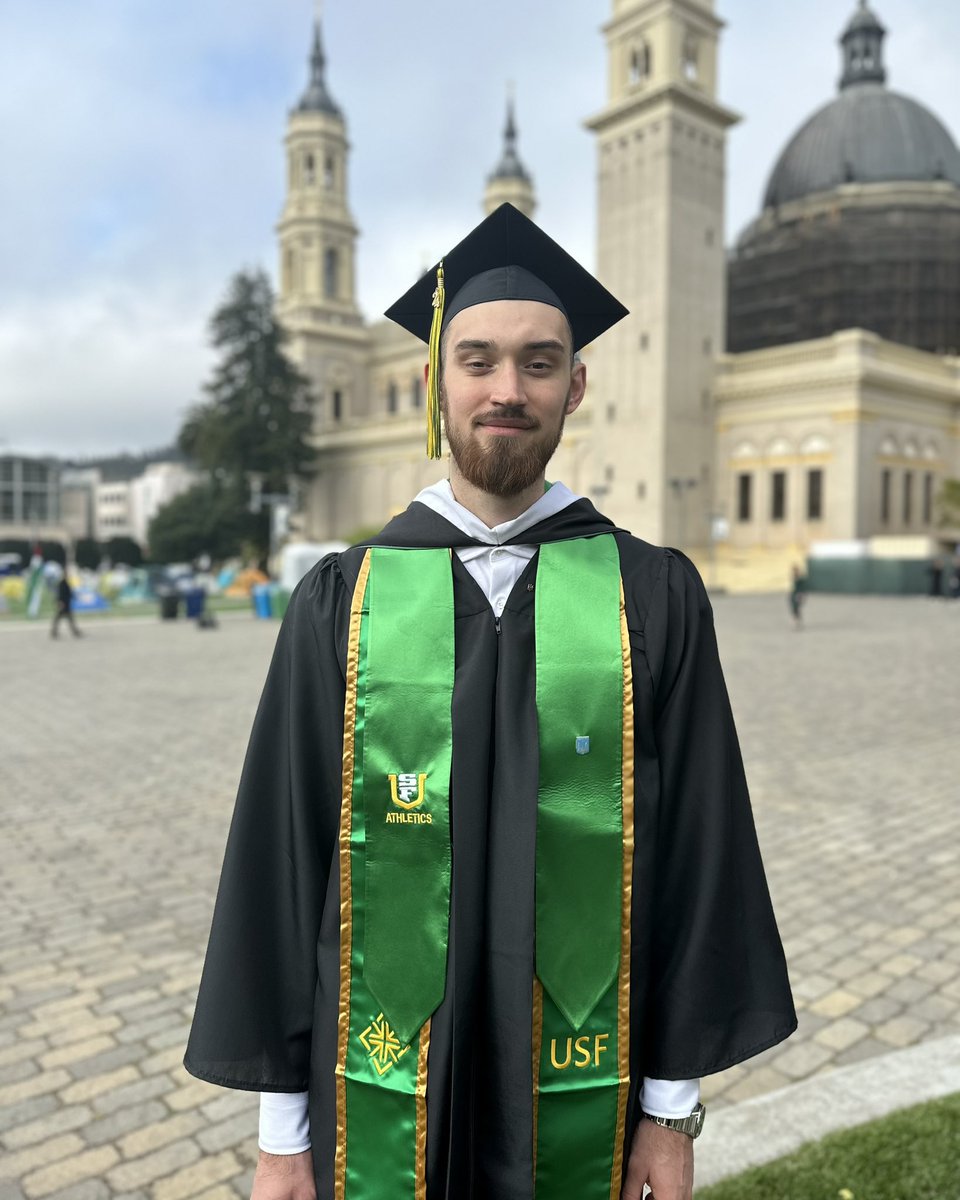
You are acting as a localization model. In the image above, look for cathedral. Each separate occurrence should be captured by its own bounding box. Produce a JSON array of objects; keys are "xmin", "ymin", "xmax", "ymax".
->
[{"xmin": 276, "ymin": 0, "xmax": 960, "ymax": 590}]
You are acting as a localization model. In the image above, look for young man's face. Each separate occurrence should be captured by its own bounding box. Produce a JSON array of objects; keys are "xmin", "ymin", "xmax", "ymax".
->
[{"xmin": 436, "ymin": 299, "xmax": 586, "ymax": 498}]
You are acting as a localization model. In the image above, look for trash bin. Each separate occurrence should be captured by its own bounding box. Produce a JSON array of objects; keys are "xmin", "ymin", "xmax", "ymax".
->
[
  {"xmin": 252, "ymin": 583, "xmax": 272, "ymax": 619},
  {"xmin": 273, "ymin": 587, "xmax": 291, "ymax": 620},
  {"xmin": 159, "ymin": 591, "xmax": 180, "ymax": 620},
  {"xmin": 184, "ymin": 587, "xmax": 206, "ymax": 619}
]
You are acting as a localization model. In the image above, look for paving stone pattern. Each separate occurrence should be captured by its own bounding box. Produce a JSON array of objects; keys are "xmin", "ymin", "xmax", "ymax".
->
[{"xmin": 1, "ymin": 595, "xmax": 957, "ymax": 1194}]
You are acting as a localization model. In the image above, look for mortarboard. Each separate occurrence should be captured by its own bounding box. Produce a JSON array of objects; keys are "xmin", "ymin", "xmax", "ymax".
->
[{"xmin": 384, "ymin": 203, "xmax": 628, "ymax": 459}]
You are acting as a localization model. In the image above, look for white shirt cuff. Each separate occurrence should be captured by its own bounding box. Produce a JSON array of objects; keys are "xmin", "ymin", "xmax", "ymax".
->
[
  {"xmin": 258, "ymin": 1077, "xmax": 698, "ymax": 1150},
  {"xmin": 639, "ymin": 1077, "xmax": 701, "ymax": 1119},
  {"xmin": 259, "ymin": 1090, "xmax": 311, "ymax": 1154}
]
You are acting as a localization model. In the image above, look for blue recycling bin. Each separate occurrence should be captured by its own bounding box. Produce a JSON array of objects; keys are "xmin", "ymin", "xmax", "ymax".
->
[
  {"xmin": 252, "ymin": 583, "xmax": 273, "ymax": 619},
  {"xmin": 184, "ymin": 587, "xmax": 206, "ymax": 619}
]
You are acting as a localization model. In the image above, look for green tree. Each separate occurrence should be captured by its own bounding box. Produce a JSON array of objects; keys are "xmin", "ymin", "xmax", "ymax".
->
[
  {"xmin": 148, "ymin": 479, "xmax": 267, "ymax": 565},
  {"xmin": 103, "ymin": 536, "xmax": 143, "ymax": 567},
  {"xmin": 180, "ymin": 269, "xmax": 315, "ymax": 495},
  {"xmin": 0, "ymin": 539, "xmax": 31, "ymax": 569},
  {"xmin": 74, "ymin": 538, "xmax": 101, "ymax": 571}
]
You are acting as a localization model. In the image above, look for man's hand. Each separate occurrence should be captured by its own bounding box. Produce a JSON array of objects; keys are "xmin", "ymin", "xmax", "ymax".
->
[
  {"xmin": 250, "ymin": 1150, "xmax": 316, "ymax": 1200},
  {"xmin": 621, "ymin": 1118, "xmax": 694, "ymax": 1200}
]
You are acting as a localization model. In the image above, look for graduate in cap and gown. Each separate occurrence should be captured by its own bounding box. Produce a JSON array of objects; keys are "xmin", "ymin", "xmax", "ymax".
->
[{"xmin": 185, "ymin": 203, "xmax": 796, "ymax": 1200}]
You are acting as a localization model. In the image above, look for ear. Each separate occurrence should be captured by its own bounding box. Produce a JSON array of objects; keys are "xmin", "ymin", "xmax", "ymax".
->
[
  {"xmin": 565, "ymin": 360, "xmax": 587, "ymax": 416},
  {"xmin": 423, "ymin": 361, "xmax": 430, "ymax": 387}
]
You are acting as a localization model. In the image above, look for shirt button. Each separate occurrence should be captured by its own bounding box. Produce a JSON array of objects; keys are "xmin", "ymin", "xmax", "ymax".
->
[
  {"xmin": 491, "ymin": 548, "xmax": 503, "ymax": 559},
  {"xmin": 495, "ymin": 597, "xmax": 506, "ymax": 614}
]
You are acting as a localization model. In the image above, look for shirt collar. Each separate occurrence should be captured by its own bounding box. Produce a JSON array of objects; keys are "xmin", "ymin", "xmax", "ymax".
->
[{"xmin": 413, "ymin": 479, "xmax": 581, "ymax": 546}]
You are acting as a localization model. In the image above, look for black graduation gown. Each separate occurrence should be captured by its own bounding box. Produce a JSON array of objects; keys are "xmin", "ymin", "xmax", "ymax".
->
[{"xmin": 184, "ymin": 498, "xmax": 796, "ymax": 1198}]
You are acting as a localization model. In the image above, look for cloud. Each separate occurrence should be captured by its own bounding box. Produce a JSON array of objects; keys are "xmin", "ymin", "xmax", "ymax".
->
[
  {"xmin": 1, "ymin": 0, "xmax": 958, "ymax": 457},
  {"xmin": 0, "ymin": 282, "xmax": 216, "ymax": 457}
]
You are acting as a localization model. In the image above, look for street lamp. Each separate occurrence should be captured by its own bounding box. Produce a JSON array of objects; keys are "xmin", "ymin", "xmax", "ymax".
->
[{"xmin": 248, "ymin": 473, "xmax": 297, "ymax": 575}]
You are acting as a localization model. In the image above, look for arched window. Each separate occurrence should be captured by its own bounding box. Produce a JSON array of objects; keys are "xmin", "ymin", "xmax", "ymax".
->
[
  {"xmin": 629, "ymin": 41, "xmax": 652, "ymax": 85},
  {"xmin": 629, "ymin": 49, "xmax": 640, "ymax": 84},
  {"xmin": 387, "ymin": 382, "xmax": 398, "ymax": 414},
  {"xmin": 800, "ymin": 434, "xmax": 831, "ymax": 456},
  {"xmin": 304, "ymin": 153, "xmax": 316, "ymax": 186},
  {"xmin": 411, "ymin": 377, "xmax": 422, "ymax": 408},
  {"xmin": 284, "ymin": 248, "xmax": 296, "ymax": 293},
  {"xmin": 324, "ymin": 155, "xmax": 335, "ymax": 189},
  {"xmin": 324, "ymin": 248, "xmax": 338, "ymax": 300},
  {"xmin": 682, "ymin": 34, "xmax": 699, "ymax": 82}
]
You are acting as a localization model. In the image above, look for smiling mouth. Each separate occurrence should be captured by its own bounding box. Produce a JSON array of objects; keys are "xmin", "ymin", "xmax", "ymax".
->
[{"xmin": 475, "ymin": 415, "xmax": 537, "ymax": 431}]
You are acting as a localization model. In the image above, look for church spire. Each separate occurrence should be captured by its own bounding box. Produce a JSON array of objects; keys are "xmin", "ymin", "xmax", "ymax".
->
[
  {"xmin": 297, "ymin": 19, "xmax": 342, "ymax": 116},
  {"xmin": 489, "ymin": 95, "xmax": 531, "ymax": 184},
  {"xmin": 483, "ymin": 91, "xmax": 537, "ymax": 218},
  {"xmin": 839, "ymin": 1, "xmax": 887, "ymax": 90}
]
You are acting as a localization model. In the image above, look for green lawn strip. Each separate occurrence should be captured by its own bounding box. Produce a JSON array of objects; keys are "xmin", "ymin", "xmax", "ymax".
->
[
  {"xmin": 0, "ymin": 594, "xmax": 254, "ymax": 622},
  {"xmin": 698, "ymin": 1091, "xmax": 960, "ymax": 1200}
]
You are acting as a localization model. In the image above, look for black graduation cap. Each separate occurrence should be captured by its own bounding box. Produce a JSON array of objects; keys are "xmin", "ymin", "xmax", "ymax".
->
[{"xmin": 384, "ymin": 203, "xmax": 628, "ymax": 458}]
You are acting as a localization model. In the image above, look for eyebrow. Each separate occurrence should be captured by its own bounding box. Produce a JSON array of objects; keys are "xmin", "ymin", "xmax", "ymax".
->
[{"xmin": 453, "ymin": 338, "xmax": 568, "ymax": 355}]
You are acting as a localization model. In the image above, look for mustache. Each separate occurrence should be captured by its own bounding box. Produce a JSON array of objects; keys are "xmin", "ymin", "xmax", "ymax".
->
[{"xmin": 473, "ymin": 406, "xmax": 539, "ymax": 430}]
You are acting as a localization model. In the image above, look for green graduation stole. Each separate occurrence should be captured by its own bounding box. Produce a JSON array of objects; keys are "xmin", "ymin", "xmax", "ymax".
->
[{"xmin": 334, "ymin": 537, "xmax": 633, "ymax": 1200}]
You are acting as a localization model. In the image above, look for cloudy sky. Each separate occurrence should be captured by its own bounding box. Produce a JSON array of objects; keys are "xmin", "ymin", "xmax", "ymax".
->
[{"xmin": 2, "ymin": 0, "xmax": 958, "ymax": 458}]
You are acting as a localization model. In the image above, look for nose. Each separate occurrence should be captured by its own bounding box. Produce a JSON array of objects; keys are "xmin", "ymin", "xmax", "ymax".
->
[{"xmin": 488, "ymin": 359, "xmax": 524, "ymax": 405}]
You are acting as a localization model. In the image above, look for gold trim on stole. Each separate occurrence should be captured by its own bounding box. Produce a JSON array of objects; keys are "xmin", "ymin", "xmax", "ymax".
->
[
  {"xmin": 609, "ymin": 585, "xmax": 635, "ymax": 1200},
  {"xmin": 334, "ymin": 550, "xmax": 372, "ymax": 1200},
  {"xmin": 531, "ymin": 977, "xmax": 544, "ymax": 1182},
  {"xmin": 415, "ymin": 1018, "xmax": 432, "ymax": 1200}
]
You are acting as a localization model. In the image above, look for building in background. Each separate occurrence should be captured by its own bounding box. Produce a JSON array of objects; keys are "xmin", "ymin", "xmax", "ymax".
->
[
  {"xmin": 0, "ymin": 454, "xmax": 68, "ymax": 548},
  {"xmin": 128, "ymin": 461, "xmax": 196, "ymax": 551},
  {"xmin": 59, "ymin": 454, "xmax": 196, "ymax": 558},
  {"xmin": 279, "ymin": 1, "xmax": 960, "ymax": 588},
  {"xmin": 718, "ymin": 0, "xmax": 960, "ymax": 584}
]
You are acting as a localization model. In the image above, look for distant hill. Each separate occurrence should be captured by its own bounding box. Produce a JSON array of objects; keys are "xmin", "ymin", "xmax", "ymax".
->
[{"xmin": 62, "ymin": 445, "xmax": 187, "ymax": 483}]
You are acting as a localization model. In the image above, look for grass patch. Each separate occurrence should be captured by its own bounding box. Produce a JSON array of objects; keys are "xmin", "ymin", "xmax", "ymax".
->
[
  {"xmin": 698, "ymin": 1092, "xmax": 960, "ymax": 1200},
  {"xmin": 0, "ymin": 594, "xmax": 253, "ymax": 622}
]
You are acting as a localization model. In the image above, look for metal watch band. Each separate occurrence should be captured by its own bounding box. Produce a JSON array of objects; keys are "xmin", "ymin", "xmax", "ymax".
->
[{"xmin": 641, "ymin": 1101, "xmax": 705, "ymax": 1139}]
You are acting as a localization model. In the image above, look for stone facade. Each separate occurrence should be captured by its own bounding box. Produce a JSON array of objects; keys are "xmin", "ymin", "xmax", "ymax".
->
[
  {"xmin": 715, "ymin": 331, "xmax": 960, "ymax": 577},
  {"xmin": 280, "ymin": 2, "xmax": 960, "ymax": 588}
]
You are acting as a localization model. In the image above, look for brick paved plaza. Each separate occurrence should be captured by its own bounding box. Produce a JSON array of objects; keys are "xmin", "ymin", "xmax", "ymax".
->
[{"xmin": 1, "ymin": 594, "xmax": 958, "ymax": 1197}]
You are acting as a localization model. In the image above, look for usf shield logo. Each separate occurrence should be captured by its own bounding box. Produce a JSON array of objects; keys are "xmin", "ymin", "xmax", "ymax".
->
[{"xmin": 388, "ymin": 772, "xmax": 426, "ymax": 810}]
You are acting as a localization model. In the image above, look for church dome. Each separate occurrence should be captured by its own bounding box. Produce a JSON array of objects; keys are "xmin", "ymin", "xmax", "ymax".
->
[
  {"xmin": 764, "ymin": 86, "xmax": 960, "ymax": 209},
  {"xmin": 727, "ymin": 2, "xmax": 960, "ymax": 358}
]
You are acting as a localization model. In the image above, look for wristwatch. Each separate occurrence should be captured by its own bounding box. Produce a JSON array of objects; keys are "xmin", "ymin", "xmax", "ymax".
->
[{"xmin": 642, "ymin": 1102, "xmax": 705, "ymax": 1139}]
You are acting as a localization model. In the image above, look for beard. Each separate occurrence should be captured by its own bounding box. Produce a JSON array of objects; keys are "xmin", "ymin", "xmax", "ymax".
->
[{"xmin": 442, "ymin": 388, "xmax": 568, "ymax": 498}]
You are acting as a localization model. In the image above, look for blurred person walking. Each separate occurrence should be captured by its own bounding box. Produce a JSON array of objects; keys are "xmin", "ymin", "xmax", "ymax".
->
[
  {"xmin": 789, "ymin": 564, "xmax": 807, "ymax": 628},
  {"xmin": 50, "ymin": 572, "xmax": 83, "ymax": 639}
]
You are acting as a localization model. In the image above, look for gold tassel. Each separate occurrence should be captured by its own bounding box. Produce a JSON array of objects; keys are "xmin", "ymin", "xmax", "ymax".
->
[{"xmin": 426, "ymin": 261, "xmax": 445, "ymax": 459}]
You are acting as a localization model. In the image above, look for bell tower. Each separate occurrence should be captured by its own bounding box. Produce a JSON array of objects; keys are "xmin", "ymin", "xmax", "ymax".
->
[
  {"xmin": 586, "ymin": 0, "xmax": 738, "ymax": 549},
  {"xmin": 276, "ymin": 19, "xmax": 369, "ymax": 436}
]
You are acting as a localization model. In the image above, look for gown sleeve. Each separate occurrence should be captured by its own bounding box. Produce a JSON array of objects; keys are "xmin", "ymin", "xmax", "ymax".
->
[
  {"xmin": 638, "ymin": 550, "xmax": 797, "ymax": 1079},
  {"xmin": 184, "ymin": 556, "xmax": 349, "ymax": 1091}
]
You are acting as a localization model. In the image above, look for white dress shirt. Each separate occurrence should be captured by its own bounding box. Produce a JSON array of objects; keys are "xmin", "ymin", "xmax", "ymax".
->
[{"xmin": 259, "ymin": 480, "xmax": 699, "ymax": 1154}]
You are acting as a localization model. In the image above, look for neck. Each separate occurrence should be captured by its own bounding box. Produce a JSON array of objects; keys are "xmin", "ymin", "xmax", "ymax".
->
[{"xmin": 448, "ymin": 462, "xmax": 546, "ymax": 528}]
